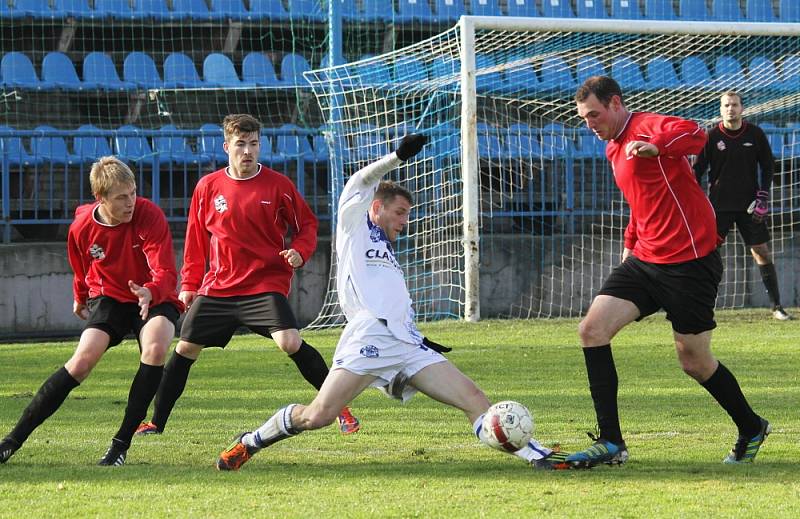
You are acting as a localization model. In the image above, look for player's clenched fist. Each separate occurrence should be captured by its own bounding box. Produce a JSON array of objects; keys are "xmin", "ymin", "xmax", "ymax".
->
[{"xmin": 395, "ymin": 134, "xmax": 429, "ymax": 161}]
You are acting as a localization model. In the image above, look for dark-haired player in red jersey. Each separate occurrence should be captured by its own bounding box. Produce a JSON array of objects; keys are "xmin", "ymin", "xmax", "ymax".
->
[
  {"xmin": 136, "ymin": 114, "xmax": 360, "ymax": 438},
  {"xmin": 0, "ymin": 157, "xmax": 183, "ymax": 467},
  {"xmin": 694, "ymin": 91, "xmax": 792, "ymax": 321},
  {"xmin": 566, "ymin": 76, "xmax": 769, "ymax": 468}
]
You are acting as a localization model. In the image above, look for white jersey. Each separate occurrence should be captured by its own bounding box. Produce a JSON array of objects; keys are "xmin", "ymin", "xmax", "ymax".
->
[{"xmin": 336, "ymin": 154, "xmax": 423, "ymax": 345}]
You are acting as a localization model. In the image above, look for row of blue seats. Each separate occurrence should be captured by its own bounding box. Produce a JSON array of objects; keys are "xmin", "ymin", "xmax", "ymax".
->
[
  {"xmin": 0, "ymin": 124, "xmax": 329, "ymax": 166},
  {"xmin": 2, "ymin": 0, "xmax": 798, "ymax": 23},
  {"xmin": 0, "ymin": 51, "xmax": 312, "ymax": 91},
  {"xmin": 357, "ymin": 53, "xmax": 800, "ymax": 93}
]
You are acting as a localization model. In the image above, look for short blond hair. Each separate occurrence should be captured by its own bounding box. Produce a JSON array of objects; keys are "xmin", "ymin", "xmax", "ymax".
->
[
  {"xmin": 222, "ymin": 113, "xmax": 261, "ymax": 142},
  {"xmin": 90, "ymin": 156, "xmax": 136, "ymax": 198}
]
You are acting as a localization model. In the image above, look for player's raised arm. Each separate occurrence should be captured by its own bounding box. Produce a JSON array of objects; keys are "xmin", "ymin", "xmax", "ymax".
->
[{"xmin": 352, "ymin": 133, "xmax": 428, "ymax": 188}]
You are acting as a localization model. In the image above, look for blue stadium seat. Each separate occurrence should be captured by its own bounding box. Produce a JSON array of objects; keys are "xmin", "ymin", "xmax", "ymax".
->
[
  {"xmin": 610, "ymin": 0, "xmax": 642, "ymax": 19},
  {"xmin": 53, "ymin": 0, "xmax": 96, "ymax": 19},
  {"xmin": 133, "ymin": 0, "xmax": 173, "ymax": 20},
  {"xmin": 779, "ymin": 0, "xmax": 800, "ymax": 22},
  {"xmin": 539, "ymin": 56, "xmax": 576, "ymax": 91},
  {"xmin": 434, "ymin": 0, "xmax": 466, "ymax": 23},
  {"xmin": 476, "ymin": 123, "xmax": 503, "ymax": 159},
  {"xmin": 644, "ymin": 0, "xmax": 677, "ymax": 19},
  {"xmin": 541, "ymin": 0, "xmax": 574, "ymax": 18},
  {"xmin": 73, "ymin": 125, "xmax": 113, "ymax": 162},
  {"xmin": 470, "ymin": 0, "xmax": 503, "ymax": 16},
  {"xmin": 502, "ymin": 64, "xmax": 541, "ymax": 94},
  {"xmin": 713, "ymin": 55, "xmax": 743, "ymax": 89},
  {"xmin": 32, "ymin": 125, "xmax": 81, "ymax": 165},
  {"xmin": 356, "ymin": 57, "xmax": 393, "ymax": 86},
  {"xmin": 645, "ymin": 56, "xmax": 680, "ymax": 89},
  {"xmin": 42, "ymin": 52, "xmax": 97, "ymax": 91},
  {"xmin": 153, "ymin": 125, "xmax": 201, "ymax": 165},
  {"xmin": 476, "ymin": 54, "xmax": 503, "ymax": 93},
  {"xmin": 279, "ymin": 53, "xmax": 312, "ymax": 86},
  {"xmin": 1, "ymin": 52, "xmax": 49, "ymax": 90},
  {"xmin": 575, "ymin": 128, "xmax": 607, "ymax": 159},
  {"xmin": 748, "ymin": 56, "xmax": 780, "ymax": 88},
  {"xmin": 678, "ymin": 0, "xmax": 709, "ymax": 19},
  {"xmin": 277, "ymin": 123, "xmax": 314, "ymax": 167},
  {"xmin": 198, "ymin": 123, "xmax": 227, "ymax": 164},
  {"xmin": 163, "ymin": 53, "xmax": 205, "ymax": 88},
  {"xmin": 780, "ymin": 55, "xmax": 800, "ymax": 91},
  {"xmin": 503, "ymin": 124, "xmax": 541, "ymax": 159},
  {"xmin": 247, "ymin": 0, "xmax": 290, "ymax": 21},
  {"xmin": 576, "ymin": 0, "xmax": 608, "ymax": 19},
  {"xmin": 745, "ymin": 0, "xmax": 775, "ymax": 21},
  {"xmin": 354, "ymin": 124, "xmax": 389, "ymax": 161},
  {"xmin": 758, "ymin": 123, "xmax": 784, "ymax": 156},
  {"xmin": 115, "ymin": 125, "xmax": 153, "ymax": 162},
  {"xmin": 611, "ymin": 55, "xmax": 646, "ymax": 90},
  {"xmin": 0, "ymin": 1, "xmax": 22, "ymax": 18},
  {"xmin": 359, "ymin": 0, "xmax": 394, "ymax": 21},
  {"xmin": 396, "ymin": 0, "xmax": 436, "ymax": 23},
  {"xmin": 290, "ymin": 0, "xmax": 325, "ymax": 22},
  {"xmin": 210, "ymin": 0, "xmax": 248, "ymax": 20},
  {"xmin": 242, "ymin": 52, "xmax": 280, "ymax": 86},
  {"xmin": 94, "ymin": 0, "xmax": 136, "ymax": 20},
  {"xmin": 203, "ymin": 53, "xmax": 255, "ymax": 88},
  {"xmin": 0, "ymin": 125, "xmax": 42, "ymax": 167},
  {"xmin": 540, "ymin": 123, "xmax": 575, "ymax": 159},
  {"xmin": 575, "ymin": 55, "xmax": 607, "ymax": 86},
  {"xmin": 710, "ymin": 0, "xmax": 743, "ymax": 20},
  {"xmin": 393, "ymin": 56, "xmax": 429, "ymax": 83},
  {"xmin": 506, "ymin": 0, "xmax": 538, "ymax": 17},
  {"xmin": 171, "ymin": 0, "xmax": 214, "ymax": 21},
  {"xmin": 83, "ymin": 52, "xmax": 135, "ymax": 91},
  {"xmin": 124, "ymin": 52, "xmax": 163, "ymax": 89},
  {"xmin": 11, "ymin": 0, "xmax": 62, "ymax": 18},
  {"xmin": 680, "ymin": 56, "xmax": 713, "ymax": 86},
  {"xmin": 259, "ymin": 133, "xmax": 279, "ymax": 164}
]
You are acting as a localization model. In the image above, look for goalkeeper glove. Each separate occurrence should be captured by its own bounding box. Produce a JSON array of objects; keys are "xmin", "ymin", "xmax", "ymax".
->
[
  {"xmin": 422, "ymin": 336, "xmax": 452, "ymax": 354},
  {"xmin": 395, "ymin": 134, "xmax": 428, "ymax": 161},
  {"xmin": 747, "ymin": 190, "xmax": 769, "ymax": 223}
]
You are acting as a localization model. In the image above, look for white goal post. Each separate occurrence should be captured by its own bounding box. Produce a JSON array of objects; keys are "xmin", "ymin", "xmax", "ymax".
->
[{"xmin": 305, "ymin": 16, "xmax": 800, "ymax": 327}]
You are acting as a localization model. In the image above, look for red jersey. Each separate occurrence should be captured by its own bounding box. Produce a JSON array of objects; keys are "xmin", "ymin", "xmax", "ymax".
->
[
  {"xmin": 67, "ymin": 197, "xmax": 182, "ymax": 308},
  {"xmin": 182, "ymin": 164, "xmax": 318, "ymax": 297},
  {"xmin": 608, "ymin": 112, "xmax": 719, "ymax": 264}
]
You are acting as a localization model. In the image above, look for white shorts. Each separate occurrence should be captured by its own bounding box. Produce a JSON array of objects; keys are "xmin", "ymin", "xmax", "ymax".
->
[{"xmin": 331, "ymin": 317, "xmax": 446, "ymax": 402}]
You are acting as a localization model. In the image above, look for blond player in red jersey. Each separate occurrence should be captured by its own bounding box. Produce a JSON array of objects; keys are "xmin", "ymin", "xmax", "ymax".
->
[
  {"xmin": 0, "ymin": 157, "xmax": 183, "ymax": 467},
  {"xmin": 135, "ymin": 114, "xmax": 360, "ymax": 438},
  {"xmin": 566, "ymin": 76, "xmax": 769, "ymax": 468}
]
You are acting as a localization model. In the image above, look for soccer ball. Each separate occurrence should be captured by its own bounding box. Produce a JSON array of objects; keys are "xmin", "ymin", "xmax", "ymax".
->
[{"xmin": 482, "ymin": 401, "xmax": 534, "ymax": 453}]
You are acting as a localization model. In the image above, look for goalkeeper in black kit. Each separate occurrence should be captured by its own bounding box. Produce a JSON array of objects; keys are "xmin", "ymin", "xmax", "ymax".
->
[{"xmin": 694, "ymin": 91, "xmax": 792, "ymax": 320}]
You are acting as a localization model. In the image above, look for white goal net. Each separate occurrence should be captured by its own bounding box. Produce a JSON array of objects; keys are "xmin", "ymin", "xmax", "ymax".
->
[{"xmin": 305, "ymin": 17, "xmax": 800, "ymax": 326}]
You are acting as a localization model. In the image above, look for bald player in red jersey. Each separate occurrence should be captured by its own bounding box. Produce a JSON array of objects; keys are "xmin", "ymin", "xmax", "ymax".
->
[
  {"xmin": 136, "ymin": 114, "xmax": 360, "ymax": 438},
  {"xmin": 0, "ymin": 156, "xmax": 182, "ymax": 467},
  {"xmin": 565, "ymin": 76, "xmax": 769, "ymax": 468}
]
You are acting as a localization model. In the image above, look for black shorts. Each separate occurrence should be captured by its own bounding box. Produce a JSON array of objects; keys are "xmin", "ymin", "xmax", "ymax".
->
[
  {"xmin": 180, "ymin": 292, "xmax": 300, "ymax": 348},
  {"xmin": 716, "ymin": 211, "xmax": 770, "ymax": 246},
  {"xmin": 85, "ymin": 296, "xmax": 181, "ymax": 348},
  {"xmin": 597, "ymin": 250, "xmax": 723, "ymax": 334}
]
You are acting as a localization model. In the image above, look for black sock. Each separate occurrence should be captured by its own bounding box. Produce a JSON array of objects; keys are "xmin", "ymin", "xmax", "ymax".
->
[
  {"xmin": 289, "ymin": 341, "xmax": 329, "ymax": 390},
  {"xmin": 7, "ymin": 366, "xmax": 80, "ymax": 445},
  {"xmin": 150, "ymin": 352, "xmax": 195, "ymax": 431},
  {"xmin": 113, "ymin": 362, "xmax": 164, "ymax": 449},
  {"xmin": 583, "ymin": 345, "xmax": 624, "ymax": 445},
  {"xmin": 759, "ymin": 263, "xmax": 781, "ymax": 308},
  {"xmin": 701, "ymin": 362, "xmax": 761, "ymax": 438}
]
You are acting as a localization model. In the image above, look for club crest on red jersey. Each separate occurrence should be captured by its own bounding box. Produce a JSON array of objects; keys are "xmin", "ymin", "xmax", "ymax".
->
[
  {"xmin": 89, "ymin": 244, "xmax": 106, "ymax": 260},
  {"xmin": 214, "ymin": 194, "xmax": 228, "ymax": 213}
]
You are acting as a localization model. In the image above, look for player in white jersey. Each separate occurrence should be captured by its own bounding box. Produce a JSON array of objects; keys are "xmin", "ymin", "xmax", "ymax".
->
[{"xmin": 215, "ymin": 134, "xmax": 575, "ymax": 471}]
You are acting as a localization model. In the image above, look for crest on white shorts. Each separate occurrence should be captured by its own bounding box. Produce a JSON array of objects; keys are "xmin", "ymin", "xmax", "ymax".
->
[
  {"xmin": 359, "ymin": 345, "xmax": 379, "ymax": 358},
  {"xmin": 214, "ymin": 194, "xmax": 228, "ymax": 213}
]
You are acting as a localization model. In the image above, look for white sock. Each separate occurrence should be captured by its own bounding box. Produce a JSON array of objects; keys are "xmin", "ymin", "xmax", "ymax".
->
[
  {"xmin": 243, "ymin": 404, "xmax": 299, "ymax": 449},
  {"xmin": 473, "ymin": 413, "xmax": 551, "ymax": 462}
]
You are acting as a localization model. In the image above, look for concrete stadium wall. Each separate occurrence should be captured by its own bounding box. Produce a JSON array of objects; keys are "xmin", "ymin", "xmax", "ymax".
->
[{"xmin": 1, "ymin": 237, "xmax": 797, "ymax": 339}]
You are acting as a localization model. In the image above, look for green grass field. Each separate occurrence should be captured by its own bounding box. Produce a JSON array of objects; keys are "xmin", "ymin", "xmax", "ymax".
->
[{"xmin": 1, "ymin": 310, "xmax": 798, "ymax": 518}]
